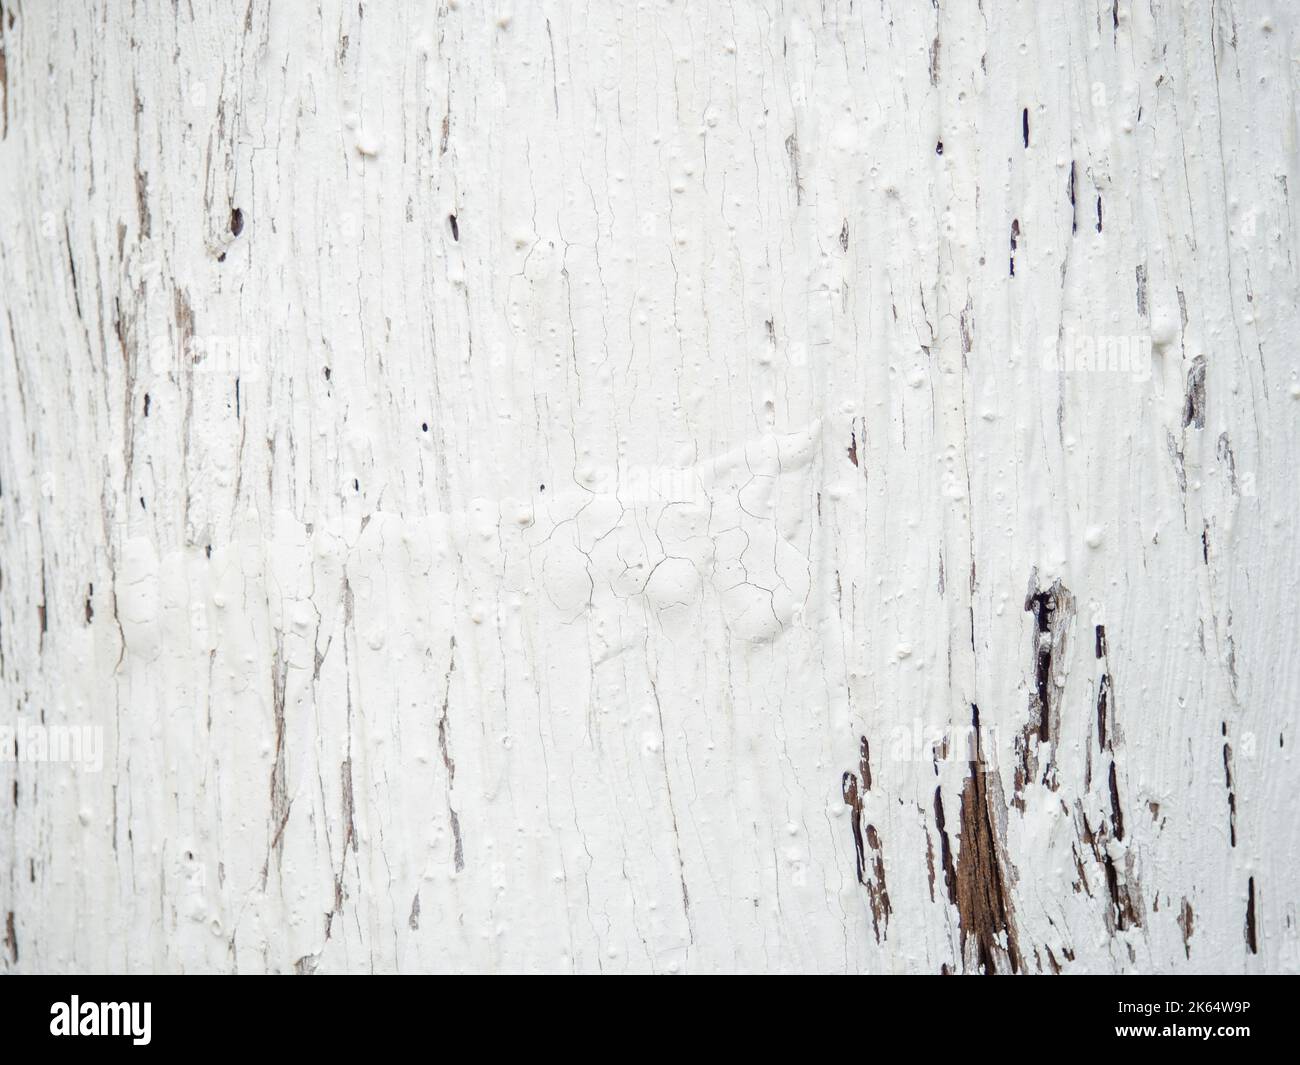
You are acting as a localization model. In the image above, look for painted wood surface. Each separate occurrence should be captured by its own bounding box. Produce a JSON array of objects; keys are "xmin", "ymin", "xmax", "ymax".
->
[{"xmin": 1, "ymin": 0, "xmax": 1297, "ymax": 973}]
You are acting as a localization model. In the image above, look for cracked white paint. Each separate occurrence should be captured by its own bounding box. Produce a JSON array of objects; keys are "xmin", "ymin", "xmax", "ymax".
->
[{"xmin": 1, "ymin": 1, "xmax": 1298, "ymax": 974}]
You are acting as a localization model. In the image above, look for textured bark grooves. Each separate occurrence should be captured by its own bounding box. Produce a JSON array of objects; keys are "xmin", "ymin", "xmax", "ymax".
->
[{"xmin": 1, "ymin": 2, "xmax": 1298, "ymax": 974}]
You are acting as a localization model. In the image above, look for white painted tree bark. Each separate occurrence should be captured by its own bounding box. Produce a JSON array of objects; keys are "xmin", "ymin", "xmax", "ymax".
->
[{"xmin": 1, "ymin": 0, "xmax": 1297, "ymax": 975}]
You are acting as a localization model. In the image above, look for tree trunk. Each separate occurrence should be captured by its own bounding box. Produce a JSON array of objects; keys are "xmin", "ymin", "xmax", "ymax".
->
[{"xmin": 1, "ymin": 1, "xmax": 1295, "ymax": 974}]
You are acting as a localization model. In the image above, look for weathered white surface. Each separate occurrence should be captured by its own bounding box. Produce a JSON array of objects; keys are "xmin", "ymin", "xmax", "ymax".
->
[{"xmin": 1, "ymin": 0, "xmax": 1297, "ymax": 974}]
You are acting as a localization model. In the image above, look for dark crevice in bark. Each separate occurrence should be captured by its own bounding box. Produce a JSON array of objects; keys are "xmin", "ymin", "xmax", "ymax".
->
[
  {"xmin": 1102, "ymin": 854, "xmax": 1128, "ymax": 930},
  {"xmin": 1080, "ymin": 808, "xmax": 1142, "ymax": 932},
  {"xmin": 1108, "ymin": 762, "xmax": 1125, "ymax": 842},
  {"xmin": 934, "ymin": 786, "xmax": 957, "ymax": 906},
  {"xmin": 1178, "ymin": 898, "xmax": 1194, "ymax": 958},
  {"xmin": 1017, "ymin": 571, "xmax": 1075, "ymax": 800},
  {"xmin": 863, "ymin": 824, "xmax": 892, "ymax": 942},
  {"xmin": 1097, "ymin": 672, "xmax": 1111, "ymax": 752},
  {"xmin": 949, "ymin": 705, "xmax": 1022, "ymax": 974},
  {"xmin": 1068, "ymin": 161, "xmax": 1078, "ymax": 233},
  {"xmin": 1245, "ymin": 877, "xmax": 1258, "ymax": 954},
  {"xmin": 1223, "ymin": 731, "xmax": 1237, "ymax": 847},
  {"xmin": 842, "ymin": 771, "xmax": 865, "ymax": 884},
  {"xmin": 843, "ymin": 741, "xmax": 889, "ymax": 942}
]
